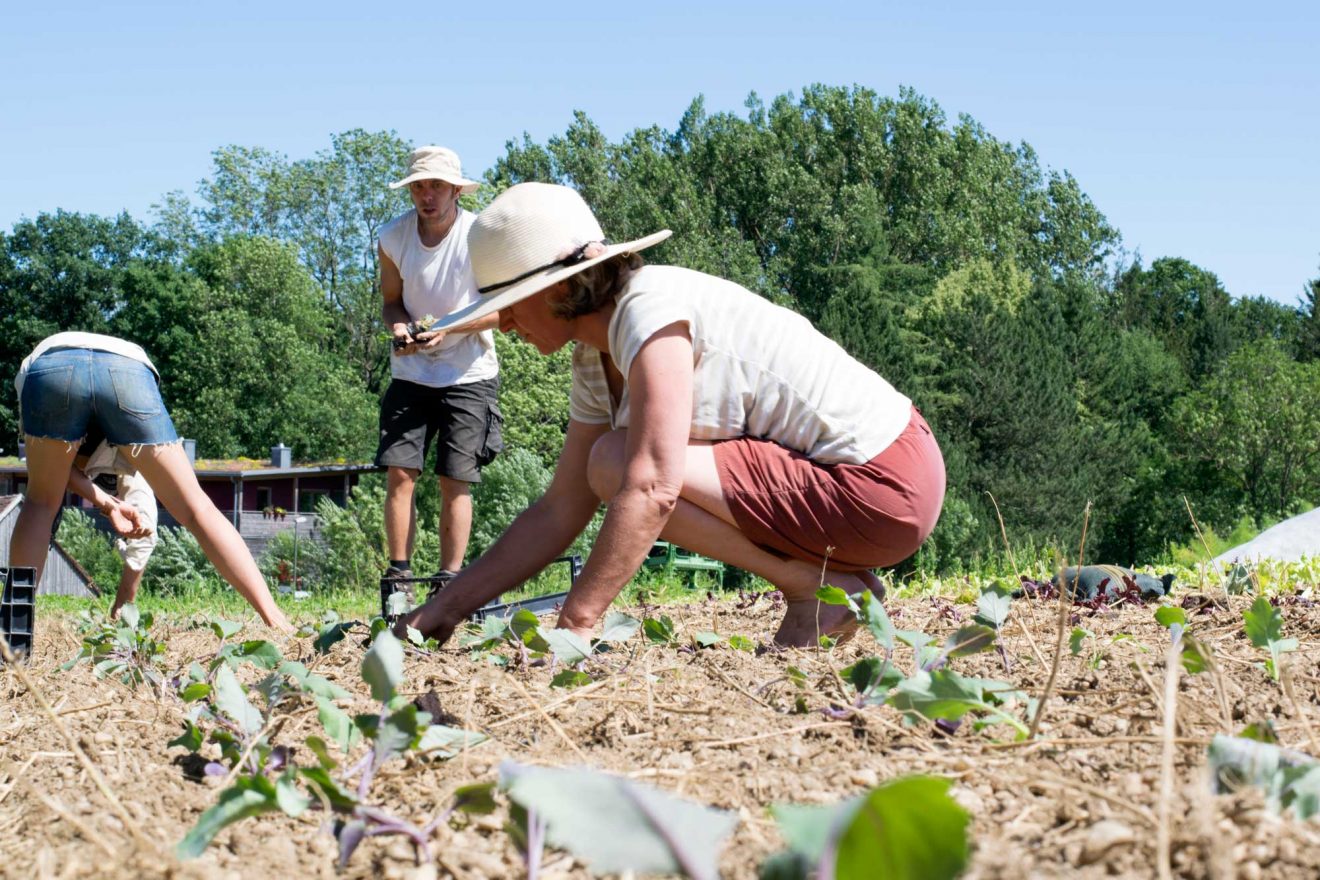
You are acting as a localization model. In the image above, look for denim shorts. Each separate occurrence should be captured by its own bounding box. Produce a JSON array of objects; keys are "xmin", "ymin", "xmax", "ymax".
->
[{"xmin": 20, "ymin": 348, "xmax": 178, "ymax": 446}]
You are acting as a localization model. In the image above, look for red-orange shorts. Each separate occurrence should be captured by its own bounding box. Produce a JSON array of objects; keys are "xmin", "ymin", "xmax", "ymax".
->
[{"xmin": 712, "ymin": 406, "xmax": 945, "ymax": 570}]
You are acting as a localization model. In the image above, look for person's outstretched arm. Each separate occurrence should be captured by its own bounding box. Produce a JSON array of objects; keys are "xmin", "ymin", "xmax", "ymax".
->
[
  {"xmin": 65, "ymin": 466, "xmax": 150, "ymax": 539},
  {"xmin": 400, "ymin": 418, "xmax": 610, "ymax": 642},
  {"xmin": 554, "ymin": 326, "xmax": 694, "ymax": 636}
]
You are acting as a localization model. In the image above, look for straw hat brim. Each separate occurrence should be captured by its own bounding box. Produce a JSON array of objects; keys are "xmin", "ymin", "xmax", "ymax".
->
[
  {"xmin": 434, "ymin": 230, "xmax": 672, "ymax": 331},
  {"xmin": 388, "ymin": 172, "xmax": 481, "ymax": 194}
]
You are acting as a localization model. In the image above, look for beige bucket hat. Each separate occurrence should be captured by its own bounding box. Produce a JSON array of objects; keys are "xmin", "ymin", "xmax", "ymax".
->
[
  {"xmin": 434, "ymin": 182, "xmax": 671, "ymax": 330},
  {"xmin": 389, "ymin": 145, "xmax": 481, "ymax": 193}
]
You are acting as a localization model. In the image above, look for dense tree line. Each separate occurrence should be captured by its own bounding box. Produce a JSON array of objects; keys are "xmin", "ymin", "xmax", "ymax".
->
[{"xmin": 3, "ymin": 86, "xmax": 1318, "ymax": 569}]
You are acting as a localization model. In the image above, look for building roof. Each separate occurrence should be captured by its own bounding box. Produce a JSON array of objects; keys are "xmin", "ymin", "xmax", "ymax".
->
[{"xmin": 0, "ymin": 456, "xmax": 380, "ymax": 480}]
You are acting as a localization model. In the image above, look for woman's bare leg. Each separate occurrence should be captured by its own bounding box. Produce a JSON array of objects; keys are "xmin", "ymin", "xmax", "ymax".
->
[
  {"xmin": 9, "ymin": 437, "xmax": 79, "ymax": 583},
  {"xmin": 587, "ymin": 432, "xmax": 879, "ymax": 646},
  {"xmin": 129, "ymin": 442, "xmax": 290, "ymax": 631}
]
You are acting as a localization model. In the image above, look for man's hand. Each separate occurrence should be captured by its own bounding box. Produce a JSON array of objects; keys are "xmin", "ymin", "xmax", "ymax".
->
[
  {"xmin": 104, "ymin": 500, "xmax": 151, "ymax": 539},
  {"xmin": 391, "ymin": 322, "xmax": 418, "ymax": 355},
  {"xmin": 412, "ymin": 329, "xmax": 448, "ymax": 352}
]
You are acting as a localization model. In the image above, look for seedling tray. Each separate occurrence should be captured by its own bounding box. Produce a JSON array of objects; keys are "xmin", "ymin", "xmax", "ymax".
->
[{"xmin": 1, "ymin": 566, "xmax": 36, "ymax": 660}]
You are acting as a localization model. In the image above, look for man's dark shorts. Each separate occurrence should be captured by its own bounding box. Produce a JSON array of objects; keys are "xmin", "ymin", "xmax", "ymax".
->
[{"xmin": 375, "ymin": 377, "xmax": 502, "ymax": 483}]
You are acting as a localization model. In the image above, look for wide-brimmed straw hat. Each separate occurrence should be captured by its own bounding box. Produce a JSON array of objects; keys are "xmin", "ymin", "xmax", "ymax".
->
[
  {"xmin": 434, "ymin": 182, "xmax": 671, "ymax": 330},
  {"xmin": 389, "ymin": 146, "xmax": 481, "ymax": 194}
]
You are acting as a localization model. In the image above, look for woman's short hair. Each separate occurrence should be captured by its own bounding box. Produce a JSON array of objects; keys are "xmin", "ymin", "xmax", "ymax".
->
[{"xmin": 550, "ymin": 252, "xmax": 644, "ymax": 320}]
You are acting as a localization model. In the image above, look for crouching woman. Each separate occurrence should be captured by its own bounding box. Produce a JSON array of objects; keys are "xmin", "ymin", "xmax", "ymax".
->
[{"xmin": 401, "ymin": 183, "xmax": 945, "ymax": 647}]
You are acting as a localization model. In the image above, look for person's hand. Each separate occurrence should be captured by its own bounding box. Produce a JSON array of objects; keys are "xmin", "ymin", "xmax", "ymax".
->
[
  {"xmin": 412, "ymin": 329, "xmax": 448, "ymax": 352},
  {"xmin": 391, "ymin": 322, "xmax": 418, "ymax": 355},
  {"xmin": 105, "ymin": 501, "xmax": 151, "ymax": 539}
]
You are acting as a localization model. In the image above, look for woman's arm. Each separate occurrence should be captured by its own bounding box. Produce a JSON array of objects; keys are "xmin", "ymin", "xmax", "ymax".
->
[
  {"xmin": 401, "ymin": 418, "xmax": 612, "ymax": 641},
  {"xmin": 66, "ymin": 466, "xmax": 150, "ymax": 539},
  {"xmin": 555, "ymin": 324, "xmax": 694, "ymax": 635}
]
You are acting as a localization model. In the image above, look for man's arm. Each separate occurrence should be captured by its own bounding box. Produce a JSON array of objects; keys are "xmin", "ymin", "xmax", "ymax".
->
[
  {"xmin": 411, "ymin": 309, "xmax": 501, "ymax": 352},
  {"xmin": 380, "ymin": 245, "xmax": 416, "ymax": 353},
  {"xmin": 555, "ymin": 324, "xmax": 694, "ymax": 635},
  {"xmin": 401, "ymin": 418, "xmax": 611, "ymax": 642}
]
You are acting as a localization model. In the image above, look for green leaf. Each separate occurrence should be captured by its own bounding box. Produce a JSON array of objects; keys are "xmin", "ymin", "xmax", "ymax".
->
[
  {"xmin": 179, "ymin": 682, "xmax": 212, "ymax": 703},
  {"xmin": 274, "ymin": 772, "xmax": 309, "ymax": 817},
  {"xmin": 361, "ymin": 630, "xmax": 405, "ymax": 703},
  {"xmin": 856, "ymin": 592, "xmax": 894, "ymax": 653},
  {"xmin": 299, "ymin": 766, "xmax": 359, "ymax": 812},
  {"xmin": 834, "ymin": 777, "xmax": 969, "ymax": 879},
  {"xmin": 841, "ymin": 658, "xmax": 903, "ymax": 703},
  {"xmin": 598, "ymin": 611, "xmax": 641, "ymax": 643},
  {"xmin": 416, "ymin": 724, "xmax": 488, "ymax": 759},
  {"xmin": 551, "ymin": 669, "xmax": 593, "ymax": 688},
  {"xmin": 208, "ymin": 619, "xmax": 243, "ymax": 641},
  {"xmin": 541, "ymin": 628, "xmax": 592, "ymax": 664},
  {"xmin": 452, "ymin": 782, "xmax": 498, "ymax": 815},
  {"xmin": 1243, "ymin": 596, "xmax": 1282, "ymax": 648},
  {"xmin": 815, "ymin": 586, "xmax": 854, "ymax": 607},
  {"xmin": 500, "ymin": 761, "xmax": 738, "ymax": 877},
  {"xmin": 973, "ymin": 589, "xmax": 1012, "ymax": 629},
  {"xmin": 643, "ymin": 615, "xmax": 677, "ymax": 645},
  {"xmin": 316, "ymin": 696, "xmax": 359, "ymax": 753},
  {"xmin": 168, "ymin": 721, "xmax": 204, "ymax": 752},
  {"xmin": 1208, "ymin": 734, "xmax": 1320, "ymax": 819},
  {"xmin": 1181, "ymin": 633, "xmax": 1210, "ymax": 675},
  {"xmin": 175, "ymin": 779, "xmax": 277, "ymax": 858},
  {"xmin": 1154, "ymin": 606, "xmax": 1187, "ymax": 629},
  {"xmin": 235, "ymin": 639, "xmax": 283, "ymax": 670},
  {"xmin": 304, "ymin": 735, "xmax": 338, "ymax": 770},
  {"xmin": 213, "ymin": 664, "xmax": 264, "ymax": 735},
  {"xmin": 729, "ymin": 635, "xmax": 756, "ymax": 652},
  {"xmin": 768, "ymin": 776, "xmax": 969, "ymax": 880},
  {"xmin": 1238, "ymin": 721, "xmax": 1279, "ymax": 744},
  {"xmin": 1069, "ymin": 627, "xmax": 1093, "ymax": 656},
  {"xmin": 119, "ymin": 604, "xmax": 140, "ymax": 629},
  {"xmin": 940, "ymin": 624, "xmax": 997, "ymax": 660},
  {"xmin": 373, "ymin": 703, "xmax": 424, "ymax": 763},
  {"xmin": 693, "ymin": 631, "xmax": 723, "ymax": 648},
  {"xmin": 280, "ymin": 661, "xmax": 351, "ymax": 700},
  {"xmin": 405, "ymin": 625, "xmax": 426, "ymax": 646}
]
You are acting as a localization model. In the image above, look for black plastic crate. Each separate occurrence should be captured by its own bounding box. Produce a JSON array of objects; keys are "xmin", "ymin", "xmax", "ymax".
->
[{"xmin": 1, "ymin": 566, "xmax": 37, "ymax": 660}]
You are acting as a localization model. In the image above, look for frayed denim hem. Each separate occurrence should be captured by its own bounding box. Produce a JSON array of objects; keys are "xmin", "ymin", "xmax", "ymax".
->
[{"xmin": 22, "ymin": 434, "xmax": 87, "ymax": 453}]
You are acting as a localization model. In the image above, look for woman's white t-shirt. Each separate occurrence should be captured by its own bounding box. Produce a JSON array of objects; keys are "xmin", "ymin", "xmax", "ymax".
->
[
  {"xmin": 378, "ymin": 209, "xmax": 498, "ymax": 388},
  {"xmin": 568, "ymin": 265, "xmax": 911, "ymax": 465}
]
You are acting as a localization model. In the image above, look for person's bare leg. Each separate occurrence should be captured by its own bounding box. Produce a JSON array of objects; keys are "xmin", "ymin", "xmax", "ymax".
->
[
  {"xmin": 384, "ymin": 466, "xmax": 418, "ymax": 565},
  {"xmin": 111, "ymin": 565, "xmax": 145, "ymax": 619},
  {"xmin": 9, "ymin": 437, "xmax": 79, "ymax": 583},
  {"xmin": 437, "ymin": 475, "xmax": 472, "ymax": 573},
  {"xmin": 130, "ymin": 443, "xmax": 289, "ymax": 631},
  {"xmin": 586, "ymin": 432, "xmax": 878, "ymax": 646}
]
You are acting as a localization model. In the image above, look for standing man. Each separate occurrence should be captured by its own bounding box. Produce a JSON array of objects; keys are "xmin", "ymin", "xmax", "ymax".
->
[{"xmin": 376, "ymin": 145, "xmax": 502, "ymax": 595}]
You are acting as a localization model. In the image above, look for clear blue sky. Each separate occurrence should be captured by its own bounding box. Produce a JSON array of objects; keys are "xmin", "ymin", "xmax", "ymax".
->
[{"xmin": 2, "ymin": 1, "xmax": 1316, "ymax": 304}]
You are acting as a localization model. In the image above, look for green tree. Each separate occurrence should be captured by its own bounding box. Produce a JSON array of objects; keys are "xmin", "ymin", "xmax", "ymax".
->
[
  {"xmin": 1173, "ymin": 341, "xmax": 1320, "ymax": 523},
  {"xmin": 1111, "ymin": 258, "xmax": 1234, "ymax": 382},
  {"xmin": 149, "ymin": 236, "xmax": 377, "ymax": 460},
  {"xmin": 0, "ymin": 211, "xmax": 168, "ymax": 444},
  {"xmin": 1299, "ymin": 269, "xmax": 1320, "ymax": 362}
]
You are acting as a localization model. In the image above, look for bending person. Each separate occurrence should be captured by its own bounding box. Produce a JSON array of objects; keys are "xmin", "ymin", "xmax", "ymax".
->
[
  {"xmin": 400, "ymin": 183, "xmax": 945, "ymax": 647},
  {"xmin": 11, "ymin": 332, "xmax": 291, "ymax": 631}
]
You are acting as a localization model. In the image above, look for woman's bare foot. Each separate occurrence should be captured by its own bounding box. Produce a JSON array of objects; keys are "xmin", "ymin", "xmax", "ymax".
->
[
  {"xmin": 772, "ymin": 567, "xmax": 888, "ymax": 647},
  {"xmin": 774, "ymin": 597, "xmax": 859, "ymax": 647}
]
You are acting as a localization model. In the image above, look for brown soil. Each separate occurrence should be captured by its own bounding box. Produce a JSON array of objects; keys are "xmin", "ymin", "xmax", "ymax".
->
[{"xmin": 2, "ymin": 591, "xmax": 1319, "ymax": 879}]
